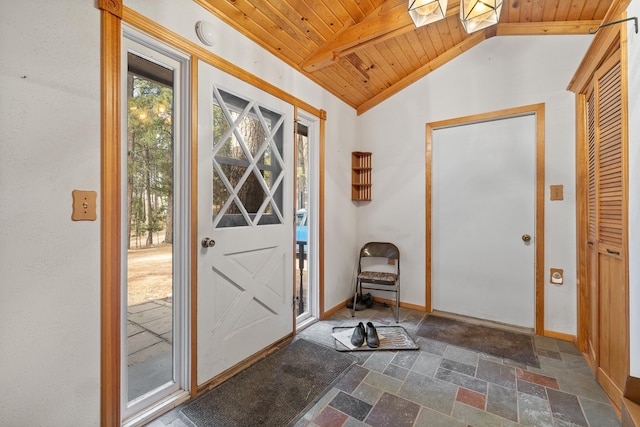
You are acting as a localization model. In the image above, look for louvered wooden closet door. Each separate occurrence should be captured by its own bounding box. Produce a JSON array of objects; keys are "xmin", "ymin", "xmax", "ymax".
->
[{"xmin": 594, "ymin": 50, "xmax": 628, "ymax": 402}]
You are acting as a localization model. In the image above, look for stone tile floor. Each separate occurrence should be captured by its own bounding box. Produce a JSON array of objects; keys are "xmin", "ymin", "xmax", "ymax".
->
[{"xmin": 149, "ymin": 304, "xmax": 620, "ymax": 427}]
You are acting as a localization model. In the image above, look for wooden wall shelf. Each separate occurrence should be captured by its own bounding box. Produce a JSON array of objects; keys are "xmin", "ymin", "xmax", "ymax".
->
[{"xmin": 352, "ymin": 151, "xmax": 372, "ymax": 201}]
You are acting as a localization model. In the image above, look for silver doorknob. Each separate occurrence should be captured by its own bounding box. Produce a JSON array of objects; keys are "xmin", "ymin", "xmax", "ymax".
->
[
  {"xmin": 201, "ymin": 237, "xmax": 215, "ymax": 248},
  {"xmin": 522, "ymin": 234, "xmax": 531, "ymax": 243}
]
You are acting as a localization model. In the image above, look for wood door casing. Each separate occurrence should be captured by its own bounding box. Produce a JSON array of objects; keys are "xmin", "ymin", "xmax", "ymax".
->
[{"xmin": 425, "ymin": 103, "xmax": 546, "ymax": 334}]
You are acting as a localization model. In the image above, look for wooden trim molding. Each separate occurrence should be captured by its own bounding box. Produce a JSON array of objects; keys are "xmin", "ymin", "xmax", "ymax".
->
[
  {"xmin": 575, "ymin": 93, "xmax": 589, "ymax": 353},
  {"xmin": 99, "ymin": 1, "xmax": 122, "ymax": 426},
  {"xmin": 319, "ymin": 110, "xmax": 326, "ymax": 319},
  {"xmin": 543, "ymin": 330, "xmax": 577, "ymax": 343},
  {"xmin": 425, "ymin": 103, "xmax": 546, "ymax": 334},
  {"xmin": 190, "ymin": 56, "xmax": 199, "ymax": 398},
  {"xmin": 99, "ymin": 0, "xmax": 122, "ymax": 18},
  {"xmin": 122, "ymin": 7, "xmax": 322, "ymax": 119}
]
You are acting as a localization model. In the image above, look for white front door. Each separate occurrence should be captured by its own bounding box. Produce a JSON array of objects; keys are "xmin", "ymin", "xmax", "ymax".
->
[
  {"xmin": 431, "ymin": 114, "xmax": 537, "ymax": 328},
  {"xmin": 197, "ymin": 61, "xmax": 294, "ymax": 384}
]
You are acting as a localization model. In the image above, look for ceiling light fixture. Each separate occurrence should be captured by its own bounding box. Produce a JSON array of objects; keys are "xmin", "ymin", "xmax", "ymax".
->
[
  {"xmin": 408, "ymin": 0, "xmax": 448, "ymax": 28},
  {"xmin": 460, "ymin": 0, "xmax": 503, "ymax": 33},
  {"xmin": 195, "ymin": 20, "xmax": 216, "ymax": 46}
]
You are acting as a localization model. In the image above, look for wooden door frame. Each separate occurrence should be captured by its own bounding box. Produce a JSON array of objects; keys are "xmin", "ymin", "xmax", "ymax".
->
[{"xmin": 425, "ymin": 103, "xmax": 546, "ymax": 335}]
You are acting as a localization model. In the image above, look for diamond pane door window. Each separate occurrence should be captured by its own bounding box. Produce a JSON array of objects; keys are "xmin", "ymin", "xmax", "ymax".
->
[{"xmin": 211, "ymin": 88, "xmax": 285, "ymax": 228}]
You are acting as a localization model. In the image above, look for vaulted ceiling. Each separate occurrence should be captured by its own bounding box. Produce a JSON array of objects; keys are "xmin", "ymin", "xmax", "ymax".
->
[{"xmin": 194, "ymin": 0, "xmax": 614, "ymax": 114}]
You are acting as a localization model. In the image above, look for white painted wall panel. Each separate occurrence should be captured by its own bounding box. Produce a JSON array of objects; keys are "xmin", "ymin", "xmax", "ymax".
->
[
  {"xmin": 0, "ymin": 2, "xmax": 102, "ymax": 426},
  {"xmin": 358, "ymin": 35, "xmax": 591, "ymax": 335}
]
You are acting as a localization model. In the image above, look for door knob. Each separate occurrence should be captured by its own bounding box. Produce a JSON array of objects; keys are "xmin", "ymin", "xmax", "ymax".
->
[
  {"xmin": 201, "ymin": 237, "xmax": 216, "ymax": 248},
  {"xmin": 522, "ymin": 234, "xmax": 531, "ymax": 243}
]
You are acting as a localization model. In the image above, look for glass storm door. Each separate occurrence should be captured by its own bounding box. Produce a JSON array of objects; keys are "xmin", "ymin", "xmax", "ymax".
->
[
  {"xmin": 196, "ymin": 60, "xmax": 294, "ymax": 384},
  {"xmin": 295, "ymin": 116, "xmax": 319, "ymax": 328},
  {"xmin": 122, "ymin": 31, "xmax": 190, "ymax": 423}
]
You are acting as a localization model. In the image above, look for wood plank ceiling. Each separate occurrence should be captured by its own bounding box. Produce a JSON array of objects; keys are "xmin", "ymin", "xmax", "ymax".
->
[{"xmin": 195, "ymin": 0, "xmax": 613, "ymax": 114}]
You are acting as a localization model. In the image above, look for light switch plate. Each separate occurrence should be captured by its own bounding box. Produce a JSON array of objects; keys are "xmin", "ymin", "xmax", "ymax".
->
[
  {"xmin": 72, "ymin": 190, "xmax": 97, "ymax": 221},
  {"xmin": 550, "ymin": 185, "xmax": 564, "ymax": 201}
]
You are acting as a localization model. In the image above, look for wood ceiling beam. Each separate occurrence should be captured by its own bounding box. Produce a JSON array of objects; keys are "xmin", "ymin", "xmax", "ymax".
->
[
  {"xmin": 356, "ymin": 26, "xmax": 492, "ymax": 115},
  {"xmin": 496, "ymin": 20, "xmax": 603, "ymax": 36},
  {"xmin": 301, "ymin": 0, "xmax": 461, "ymax": 72}
]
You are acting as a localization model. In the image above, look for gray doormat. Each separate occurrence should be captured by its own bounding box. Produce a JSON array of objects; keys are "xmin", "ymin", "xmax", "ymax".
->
[
  {"xmin": 416, "ymin": 315, "xmax": 540, "ymax": 368},
  {"xmin": 180, "ymin": 339, "xmax": 354, "ymax": 426},
  {"xmin": 332, "ymin": 326, "xmax": 419, "ymax": 351}
]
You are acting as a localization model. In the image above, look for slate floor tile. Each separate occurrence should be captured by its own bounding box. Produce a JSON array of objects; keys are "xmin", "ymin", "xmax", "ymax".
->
[
  {"xmin": 579, "ymin": 396, "xmax": 621, "ymax": 426},
  {"xmin": 555, "ymin": 341, "xmax": 582, "ymax": 356},
  {"xmin": 554, "ymin": 370, "xmax": 610, "ymax": 403},
  {"xmin": 391, "ymin": 350, "xmax": 419, "ymax": 369},
  {"xmin": 515, "ymin": 368, "xmax": 559, "ymax": 389},
  {"xmin": 414, "ymin": 406, "xmax": 466, "ymax": 427},
  {"xmin": 547, "ymin": 388, "xmax": 588, "ymax": 427},
  {"xmin": 313, "ymin": 406, "xmax": 348, "ymax": 427},
  {"xmin": 342, "ymin": 418, "xmax": 369, "ymax": 427},
  {"xmin": 411, "ymin": 351, "xmax": 442, "ymax": 377},
  {"xmin": 334, "ymin": 365, "xmax": 368, "ymax": 394},
  {"xmin": 452, "ymin": 401, "xmax": 504, "ymax": 427},
  {"xmin": 383, "ymin": 363, "xmax": 409, "ymax": 381},
  {"xmin": 416, "ymin": 336, "xmax": 447, "ymax": 356},
  {"xmin": 399, "ymin": 371, "xmax": 457, "ymax": 413},
  {"xmin": 362, "ymin": 351, "xmax": 395, "ymax": 373},
  {"xmin": 365, "ymin": 392, "xmax": 420, "ymax": 427},
  {"xmin": 352, "ymin": 381, "xmax": 384, "ymax": 406},
  {"xmin": 329, "ymin": 391, "xmax": 372, "ymax": 422},
  {"xmin": 537, "ymin": 349, "xmax": 562, "ymax": 360},
  {"xmin": 517, "ymin": 392, "xmax": 554, "ymax": 427},
  {"xmin": 533, "ymin": 335, "xmax": 560, "ymax": 352},
  {"xmin": 485, "ymin": 383, "xmax": 518, "ymax": 422},
  {"xmin": 362, "ymin": 370, "xmax": 403, "ymax": 394},
  {"xmin": 436, "ymin": 367, "xmax": 487, "ymax": 394},
  {"xmin": 456, "ymin": 387, "xmax": 486, "ymax": 410},
  {"xmin": 476, "ymin": 358, "xmax": 516, "ymax": 390},
  {"xmin": 516, "ymin": 379, "xmax": 548, "ymax": 400},
  {"xmin": 440, "ymin": 358, "xmax": 476, "ymax": 376}
]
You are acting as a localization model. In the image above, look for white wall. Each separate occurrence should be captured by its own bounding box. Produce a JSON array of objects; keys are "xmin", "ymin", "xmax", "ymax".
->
[
  {"xmin": 0, "ymin": 2, "xmax": 102, "ymax": 426},
  {"xmin": 627, "ymin": 0, "xmax": 640, "ymax": 377},
  {"xmin": 358, "ymin": 35, "xmax": 592, "ymax": 335}
]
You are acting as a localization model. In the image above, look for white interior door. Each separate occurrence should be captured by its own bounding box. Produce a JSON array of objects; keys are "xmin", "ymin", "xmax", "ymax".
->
[
  {"xmin": 197, "ymin": 60, "xmax": 294, "ymax": 384},
  {"xmin": 431, "ymin": 115, "xmax": 536, "ymax": 328}
]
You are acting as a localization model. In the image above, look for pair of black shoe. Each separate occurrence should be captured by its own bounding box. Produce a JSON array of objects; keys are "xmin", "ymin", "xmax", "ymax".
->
[{"xmin": 350, "ymin": 321, "xmax": 379, "ymax": 348}]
